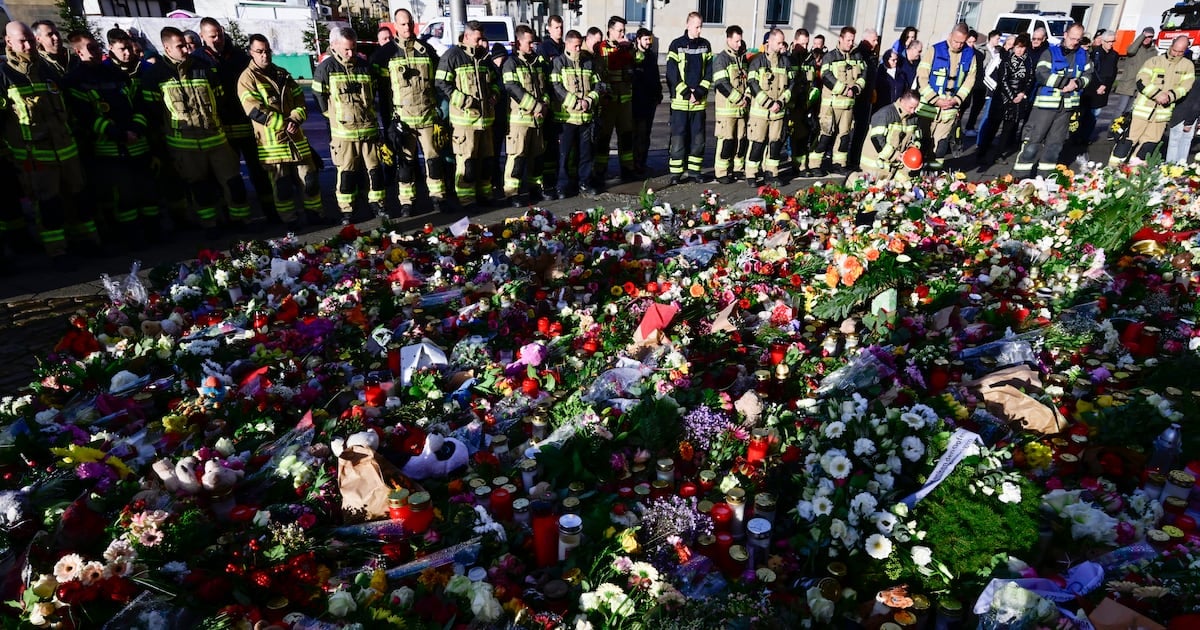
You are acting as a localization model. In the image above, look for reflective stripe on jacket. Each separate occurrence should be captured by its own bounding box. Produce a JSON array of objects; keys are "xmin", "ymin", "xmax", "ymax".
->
[
  {"xmin": 665, "ymin": 33, "xmax": 713, "ymax": 112},
  {"xmin": 712, "ymin": 48, "xmax": 749, "ymax": 118},
  {"xmin": 821, "ymin": 47, "xmax": 866, "ymax": 109},
  {"xmin": 144, "ymin": 54, "xmax": 229, "ymax": 150},
  {"xmin": 238, "ymin": 62, "xmax": 311, "ymax": 164},
  {"xmin": 916, "ymin": 40, "xmax": 975, "ymax": 117},
  {"xmin": 1132, "ymin": 53, "xmax": 1196, "ymax": 123},
  {"xmin": 550, "ymin": 50, "xmax": 599, "ymax": 125},
  {"xmin": 860, "ymin": 101, "xmax": 921, "ymax": 172},
  {"xmin": 313, "ymin": 52, "xmax": 379, "ymax": 141},
  {"xmin": 747, "ymin": 51, "xmax": 792, "ymax": 121},
  {"xmin": 0, "ymin": 53, "xmax": 78, "ymax": 163},
  {"xmin": 1032, "ymin": 45, "xmax": 1093, "ymax": 110},
  {"xmin": 503, "ymin": 52, "xmax": 549, "ymax": 127},
  {"xmin": 382, "ymin": 38, "xmax": 441, "ymax": 128},
  {"xmin": 436, "ymin": 44, "xmax": 497, "ymax": 129}
]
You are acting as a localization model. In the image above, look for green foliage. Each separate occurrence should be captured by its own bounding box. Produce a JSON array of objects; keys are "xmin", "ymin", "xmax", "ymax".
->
[
  {"xmin": 56, "ymin": 0, "xmax": 97, "ymax": 38},
  {"xmin": 913, "ymin": 462, "xmax": 1040, "ymax": 596},
  {"xmin": 302, "ymin": 21, "xmax": 331, "ymax": 55},
  {"xmin": 1070, "ymin": 157, "xmax": 1160, "ymax": 253},
  {"xmin": 810, "ymin": 252, "xmax": 920, "ymax": 322},
  {"xmin": 615, "ymin": 397, "xmax": 683, "ymax": 454},
  {"xmin": 223, "ymin": 20, "xmax": 249, "ymax": 50}
]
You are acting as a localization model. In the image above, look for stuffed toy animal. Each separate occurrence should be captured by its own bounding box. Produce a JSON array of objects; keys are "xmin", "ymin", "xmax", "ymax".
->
[
  {"xmin": 331, "ymin": 430, "xmax": 381, "ymax": 458},
  {"xmin": 201, "ymin": 459, "xmax": 243, "ymax": 494},
  {"xmin": 401, "ymin": 432, "xmax": 469, "ymax": 480},
  {"xmin": 151, "ymin": 456, "xmax": 203, "ymax": 494}
]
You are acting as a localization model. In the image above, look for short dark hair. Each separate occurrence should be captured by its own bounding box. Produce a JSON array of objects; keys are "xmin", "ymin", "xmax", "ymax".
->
[
  {"xmin": 378, "ymin": 25, "xmax": 392, "ymax": 35},
  {"xmin": 515, "ymin": 24, "xmax": 534, "ymax": 38},
  {"xmin": 465, "ymin": 20, "xmax": 483, "ymax": 35},
  {"xmin": 31, "ymin": 20, "xmax": 57, "ymax": 33},
  {"xmin": 160, "ymin": 26, "xmax": 184, "ymax": 43},
  {"xmin": 548, "ymin": 15, "xmax": 563, "ymax": 26},
  {"xmin": 199, "ymin": 17, "xmax": 222, "ymax": 31},
  {"xmin": 607, "ymin": 16, "xmax": 626, "ymax": 30},
  {"xmin": 988, "ymin": 29, "xmax": 1001, "ymax": 39},
  {"xmin": 586, "ymin": 26, "xmax": 602, "ymax": 38},
  {"xmin": 565, "ymin": 29, "xmax": 582, "ymax": 42},
  {"xmin": 794, "ymin": 28, "xmax": 809, "ymax": 38},
  {"xmin": 840, "ymin": 26, "xmax": 856, "ymax": 37},
  {"xmin": 107, "ymin": 28, "xmax": 131, "ymax": 46},
  {"xmin": 899, "ymin": 89, "xmax": 920, "ymax": 102},
  {"xmin": 636, "ymin": 28, "xmax": 652, "ymax": 39},
  {"xmin": 66, "ymin": 31, "xmax": 93, "ymax": 45},
  {"xmin": 1014, "ymin": 33, "xmax": 1032, "ymax": 48},
  {"xmin": 726, "ymin": 25, "xmax": 742, "ymax": 38},
  {"xmin": 248, "ymin": 33, "xmax": 269, "ymax": 47}
]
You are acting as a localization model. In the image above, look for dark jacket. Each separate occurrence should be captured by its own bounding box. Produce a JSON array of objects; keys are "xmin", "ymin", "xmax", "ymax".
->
[
  {"xmin": 631, "ymin": 44, "xmax": 663, "ymax": 119},
  {"xmin": 1170, "ymin": 61, "xmax": 1200, "ymax": 126},
  {"xmin": 896, "ymin": 53, "xmax": 918, "ymax": 93},
  {"xmin": 194, "ymin": 44, "xmax": 253, "ymax": 137},
  {"xmin": 665, "ymin": 32, "xmax": 713, "ymax": 109},
  {"xmin": 874, "ymin": 50, "xmax": 907, "ymax": 111},
  {"xmin": 1083, "ymin": 46, "xmax": 1119, "ymax": 109},
  {"xmin": 538, "ymin": 37, "xmax": 565, "ymax": 65},
  {"xmin": 993, "ymin": 48, "xmax": 1035, "ymax": 118}
]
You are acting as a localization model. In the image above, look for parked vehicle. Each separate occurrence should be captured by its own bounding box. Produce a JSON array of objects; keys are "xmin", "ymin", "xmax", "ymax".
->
[{"xmin": 992, "ymin": 11, "xmax": 1075, "ymax": 46}]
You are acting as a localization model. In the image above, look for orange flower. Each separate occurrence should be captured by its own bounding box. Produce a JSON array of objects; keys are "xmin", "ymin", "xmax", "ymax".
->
[
  {"xmin": 824, "ymin": 265, "xmax": 840, "ymax": 288},
  {"xmin": 689, "ymin": 283, "xmax": 706, "ymax": 298},
  {"xmin": 887, "ymin": 237, "xmax": 906, "ymax": 254},
  {"xmin": 839, "ymin": 256, "xmax": 864, "ymax": 287},
  {"xmin": 864, "ymin": 247, "xmax": 880, "ymax": 262},
  {"xmin": 679, "ymin": 441, "xmax": 695, "ymax": 461}
]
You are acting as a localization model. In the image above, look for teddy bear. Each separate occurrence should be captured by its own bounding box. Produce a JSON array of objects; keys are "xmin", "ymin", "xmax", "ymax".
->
[
  {"xmin": 331, "ymin": 430, "xmax": 380, "ymax": 458},
  {"xmin": 151, "ymin": 456, "xmax": 203, "ymax": 494}
]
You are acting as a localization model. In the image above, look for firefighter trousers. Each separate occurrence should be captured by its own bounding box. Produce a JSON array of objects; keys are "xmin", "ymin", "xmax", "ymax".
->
[
  {"xmin": 230, "ymin": 134, "xmax": 277, "ymax": 218},
  {"xmin": 18, "ymin": 155, "xmax": 93, "ymax": 255},
  {"xmin": 450, "ymin": 126, "xmax": 494, "ymax": 206},
  {"xmin": 810, "ymin": 102, "xmax": 854, "ymax": 168},
  {"xmin": 790, "ymin": 108, "xmax": 813, "ymax": 169},
  {"xmin": 714, "ymin": 115, "xmax": 747, "ymax": 178},
  {"xmin": 1013, "ymin": 107, "xmax": 1072, "ymax": 179},
  {"xmin": 594, "ymin": 97, "xmax": 634, "ymax": 178},
  {"xmin": 396, "ymin": 125, "xmax": 447, "ymax": 204},
  {"xmin": 267, "ymin": 155, "xmax": 323, "ymax": 223},
  {"xmin": 746, "ymin": 117, "xmax": 785, "ymax": 178},
  {"xmin": 669, "ymin": 109, "xmax": 707, "ymax": 176},
  {"xmin": 172, "ymin": 142, "xmax": 250, "ymax": 227},
  {"xmin": 917, "ymin": 106, "xmax": 961, "ymax": 169},
  {"xmin": 95, "ymin": 155, "xmax": 159, "ymax": 229},
  {"xmin": 1109, "ymin": 116, "xmax": 1167, "ymax": 167},
  {"xmin": 330, "ymin": 138, "xmax": 386, "ymax": 216},
  {"xmin": 504, "ymin": 124, "xmax": 545, "ymax": 198}
]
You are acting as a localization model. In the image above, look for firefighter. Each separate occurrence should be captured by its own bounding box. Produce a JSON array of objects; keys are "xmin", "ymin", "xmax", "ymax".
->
[
  {"xmin": 146, "ymin": 26, "xmax": 252, "ymax": 236},
  {"xmin": 313, "ymin": 26, "xmax": 386, "ymax": 223},
  {"xmin": 593, "ymin": 16, "xmax": 636, "ymax": 185},
  {"xmin": 436, "ymin": 20, "xmax": 499, "ymax": 211},
  {"xmin": 33, "ymin": 20, "xmax": 77, "ymax": 79},
  {"xmin": 238, "ymin": 34, "xmax": 328, "ymax": 230},
  {"xmin": 790, "ymin": 29, "xmax": 820, "ymax": 177},
  {"xmin": 1110, "ymin": 35, "xmax": 1194, "ymax": 167},
  {"xmin": 745, "ymin": 28, "xmax": 792, "ymax": 187},
  {"xmin": 1, "ymin": 21, "xmax": 94, "ymax": 270},
  {"xmin": 1012, "ymin": 23, "xmax": 1092, "ymax": 179},
  {"xmin": 857, "ymin": 89, "xmax": 922, "ymax": 182},
  {"xmin": 196, "ymin": 18, "xmax": 278, "ymax": 224},
  {"xmin": 711, "ymin": 25, "xmax": 749, "ymax": 185},
  {"xmin": 502, "ymin": 24, "xmax": 550, "ymax": 206},
  {"xmin": 380, "ymin": 9, "xmax": 446, "ymax": 217},
  {"xmin": 812, "ymin": 26, "xmax": 866, "ymax": 176},
  {"xmin": 914, "ymin": 23, "xmax": 976, "ymax": 171},
  {"xmin": 550, "ymin": 29, "xmax": 600, "ymax": 198},
  {"xmin": 665, "ymin": 12, "xmax": 713, "ymax": 184},
  {"xmin": 64, "ymin": 31, "xmax": 159, "ymax": 249}
]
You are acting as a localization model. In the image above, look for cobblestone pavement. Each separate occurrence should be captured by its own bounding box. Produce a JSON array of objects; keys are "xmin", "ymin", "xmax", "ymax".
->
[{"xmin": 0, "ymin": 92, "xmax": 1121, "ymax": 395}]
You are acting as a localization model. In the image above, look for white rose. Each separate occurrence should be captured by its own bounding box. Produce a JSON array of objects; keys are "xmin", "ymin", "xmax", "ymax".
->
[
  {"xmin": 470, "ymin": 584, "xmax": 504, "ymax": 622},
  {"xmin": 327, "ymin": 589, "xmax": 357, "ymax": 617},
  {"xmin": 911, "ymin": 545, "xmax": 933, "ymax": 567}
]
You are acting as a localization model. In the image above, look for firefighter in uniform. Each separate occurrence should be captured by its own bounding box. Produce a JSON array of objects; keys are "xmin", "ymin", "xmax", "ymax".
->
[
  {"xmin": 436, "ymin": 20, "xmax": 499, "ymax": 211},
  {"xmin": 812, "ymin": 26, "xmax": 865, "ymax": 176},
  {"xmin": 1, "ymin": 21, "xmax": 94, "ymax": 269},
  {"xmin": 789, "ymin": 30, "xmax": 819, "ymax": 177},
  {"xmin": 64, "ymin": 31, "xmax": 158, "ymax": 249},
  {"xmin": 857, "ymin": 89, "xmax": 922, "ymax": 182},
  {"xmin": 313, "ymin": 27, "xmax": 386, "ymax": 223},
  {"xmin": 146, "ymin": 27, "xmax": 252, "ymax": 235},
  {"xmin": 550, "ymin": 29, "xmax": 600, "ymax": 198},
  {"xmin": 665, "ymin": 12, "xmax": 713, "ymax": 184},
  {"xmin": 745, "ymin": 29, "xmax": 792, "ymax": 187},
  {"xmin": 33, "ymin": 21, "xmax": 78, "ymax": 79},
  {"xmin": 502, "ymin": 25, "xmax": 550, "ymax": 206},
  {"xmin": 1110, "ymin": 35, "xmax": 1194, "ymax": 167},
  {"xmin": 712, "ymin": 25, "xmax": 749, "ymax": 184},
  {"xmin": 1013, "ymin": 23, "xmax": 1092, "ymax": 180},
  {"xmin": 380, "ymin": 9, "xmax": 446, "ymax": 217},
  {"xmin": 238, "ymin": 34, "xmax": 326, "ymax": 230},
  {"xmin": 593, "ymin": 16, "xmax": 636, "ymax": 185},
  {"xmin": 915, "ymin": 24, "xmax": 976, "ymax": 171}
]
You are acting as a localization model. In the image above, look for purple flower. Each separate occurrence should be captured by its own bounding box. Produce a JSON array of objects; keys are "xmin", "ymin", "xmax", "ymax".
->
[
  {"xmin": 683, "ymin": 406, "xmax": 729, "ymax": 451},
  {"xmin": 77, "ymin": 461, "xmax": 118, "ymax": 492}
]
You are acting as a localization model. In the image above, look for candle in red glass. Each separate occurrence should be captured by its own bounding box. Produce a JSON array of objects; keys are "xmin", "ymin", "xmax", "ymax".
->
[
  {"xmin": 532, "ymin": 503, "xmax": 558, "ymax": 568},
  {"xmin": 927, "ymin": 361, "xmax": 950, "ymax": 394},
  {"xmin": 1138, "ymin": 326, "xmax": 1160, "ymax": 358},
  {"xmin": 679, "ymin": 481, "xmax": 699, "ymax": 499},
  {"xmin": 769, "ymin": 343, "xmax": 787, "ymax": 366},
  {"xmin": 403, "ymin": 492, "xmax": 434, "ymax": 535},
  {"xmin": 364, "ymin": 383, "xmax": 386, "ymax": 406},
  {"xmin": 1120, "ymin": 321, "xmax": 1145, "ymax": 346},
  {"xmin": 714, "ymin": 532, "xmax": 734, "ymax": 573},
  {"xmin": 746, "ymin": 429, "xmax": 770, "ymax": 464},
  {"xmin": 490, "ymin": 487, "xmax": 514, "ymax": 521},
  {"xmin": 388, "ymin": 348, "xmax": 401, "ymax": 376},
  {"xmin": 711, "ymin": 503, "xmax": 733, "ymax": 532},
  {"xmin": 537, "ymin": 317, "xmax": 551, "ymax": 335}
]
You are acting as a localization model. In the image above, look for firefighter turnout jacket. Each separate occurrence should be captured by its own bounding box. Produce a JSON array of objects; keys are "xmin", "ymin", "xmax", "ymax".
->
[{"xmin": 237, "ymin": 61, "xmax": 312, "ymax": 164}]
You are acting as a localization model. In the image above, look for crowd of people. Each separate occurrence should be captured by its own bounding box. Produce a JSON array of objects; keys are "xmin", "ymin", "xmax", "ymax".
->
[{"xmin": 1, "ymin": 12, "xmax": 1197, "ymax": 272}]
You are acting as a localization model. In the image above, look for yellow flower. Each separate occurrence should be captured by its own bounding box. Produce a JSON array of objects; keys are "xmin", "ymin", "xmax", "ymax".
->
[
  {"xmin": 610, "ymin": 286, "xmax": 624, "ymax": 296},
  {"xmin": 617, "ymin": 529, "xmax": 641, "ymax": 554},
  {"xmin": 501, "ymin": 229, "xmax": 513, "ymax": 239},
  {"xmin": 1067, "ymin": 209, "xmax": 1085, "ymax": 221},
  {"xmin": 370, "ymin": 568, "xmax": 388, "ymax": 593},
  {"xmin": 50, "ymin": 445, "xmax": 132, "ymax": 478},
  {"xmin": 161, "ymin": 414, "xmax": 189, "ymax": 434},
  {"xmin": 573, "ymin": 253, "xmax": 586, "ymax": 264}
]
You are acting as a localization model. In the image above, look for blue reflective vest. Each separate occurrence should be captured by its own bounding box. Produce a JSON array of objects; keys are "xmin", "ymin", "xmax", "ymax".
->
[
  {"xmin": 928, "ymin": 40, "xmax": 974, "ymax": 95},
  {"xmin": 1034, "ymin": 45, "xmax": 1089, "ymax": 109}
]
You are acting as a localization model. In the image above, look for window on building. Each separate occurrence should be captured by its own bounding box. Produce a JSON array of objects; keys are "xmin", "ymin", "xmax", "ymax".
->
[
  {"xmin": 766, "ymin": 0, "xmax": 791, "ymax": 25},
  {"xmin": 894, "ymin": 0, "xmax": 920, "ymax": 29},
  {"xmin": 699, "ymin": 0, "xmax": 724, "ymax": 24},
  {"xmin": 625, "ymin": 0, "xmax": 647, "ymax": 23},
  {"xmin": 1098, "ymin": 3, "xmax": 1117, "ymax": 30},
  {"xmin": 1014, "ymin": 2, "xmax": 1039, "ymax": 12},
  {"xmin": 830, "ymin": 0, "xmax": 856, "ymax": 27},
  {"xmin": 956, "ymin": 0, "xmax": 983, "ymax": 28}
]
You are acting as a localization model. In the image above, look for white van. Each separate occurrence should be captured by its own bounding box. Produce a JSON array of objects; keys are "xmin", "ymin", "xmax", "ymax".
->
[
  {"xmin": 420, "ymin": 16, "xmax": 517, "ymax": 56},
  {"xmin": 993, "ymin": 11, "xmax": 1075, "ymax": 45}
]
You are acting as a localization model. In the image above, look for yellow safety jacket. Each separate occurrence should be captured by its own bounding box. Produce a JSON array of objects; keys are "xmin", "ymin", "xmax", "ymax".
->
[
  {"xmin": 820, "ymin": 46, "xmax": 866, "ymax": 109},
  {"xmin": 860, "ymin": 101, "xmax": 921, "ymax": 173},
  {"xmin": 1132, "ymin": 53, "xmax": 1196, "ymax": 122},
  {"xmin": 550, "ymin": 50, "xmax": 599, "ymax": 125},
  {"xmin": 435, "ymin": 44, "xmax": 497, "ymax": 130},
  {"xmin": 313, "ymin": 51, "xmax": 379, "ymax": 142},
  {"xmin": 712, "ymin": 48, "xmax": 749, "ymax": 118},
  {"xmin": 0, "ymin": 50, "xmax": 79, "ymax": 163},
  {"xmin": 748, "ymin": 51, "xmax": 793, "ymax": 121},
  {"xmin": 238, "ymin": 62, "xmax": 311, "ymax": 164},
  {"xmin": 144, "ymin": 54, "xmax": 228, "ymax": 150},
  {"xmin": 503, "ymin": 51, "xmax": 549, "ymax": 127},
  {"xmin": 383, "ymin": 37, "xmax": 441, "ymax": 128}
]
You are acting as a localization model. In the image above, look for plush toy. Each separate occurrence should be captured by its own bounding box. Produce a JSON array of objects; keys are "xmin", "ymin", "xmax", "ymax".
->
[
  {"xmin": 331, "ymin": 430, "xmax": 381, "ymax": 458},
  {"xmin": 401, "ymin": 432, "xmax": 469, "ymax": 480},
  {"xmin": 201, "ymin": 459, "xmax": 243, "ymax": 494},
  {"xmin": 151, "ymin": 456, "xmax": 204, "ymax": 494}
]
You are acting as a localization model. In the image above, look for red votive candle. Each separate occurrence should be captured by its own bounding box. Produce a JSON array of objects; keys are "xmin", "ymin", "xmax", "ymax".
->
[
  {"xmin": 711, "ymin": 503, "xmax": 733, "ymax": 532},
  {"xmin": 490, "ymin": 487, "xmax": 514, "ymax": 521},
  {"xmin": 532, "ymin": 503, "xmax": 558, "ymax": 568}
]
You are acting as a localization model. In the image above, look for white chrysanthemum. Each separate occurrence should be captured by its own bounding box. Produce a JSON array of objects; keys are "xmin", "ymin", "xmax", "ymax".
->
[
  {"xmin": 899, "ymin": 412, "xmax": 925, "ymax": 430},
  {"xmin": 901, "ymin": 436, "xmax": 925, "ymax": 462},
  {"xmin": 823, "ymin": 421, "xmax": 846, "ymax": 439},
  {"xmin": 851, "ymin": 492, "xmax": 878, "ymax": 515},
  {"xmin": 53, "ymin": 553, "xmax": 83, "ymax": 583},
  {"xmin": 911, "ymin": 545, "xmax": 933, "ymax": 567},
  {"xmin": 865, "ymin": 533, "xmax": 893, "ymax": 560},
  {"xmin": 813, "ymin": 496, "xmax": 834, "ymax": 517},
  {"xmin": 999, "ymin": 481, "xmax": 1022, "ymax": 504},
  {"xmin": 853, "ymin": 438, "xmax": 877, "ymax": 457},
  {"xmin": 826, "ymin": 455, "xmax": 852, "ymax": 479},
  {"xmin": 874, "ymin": 511, "xmax": 898, "ymax": 534},
  {"xmin": 629, "ymin": 562, "xmax": 659, "ymax": 584},
  {"xmin": 795, "ymin": 500, "xmax": 815, "ymax": 521}
]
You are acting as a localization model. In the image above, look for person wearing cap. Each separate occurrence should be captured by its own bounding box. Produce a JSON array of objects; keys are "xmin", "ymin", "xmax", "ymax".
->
[
  {"xmin": 630, "ymin": 27, "xmax": 662, "ymax": 177},
  {"xmin": 593, "ymin": 16, "xmax": 637, "ymax": 186},
  {"xmin": 1113, "ymin": 28, "xmax": 1159, "ymax": 118},
  {"xmin": 1109, "ymin": 35, "xmax": 1194, "ymax": 167}
]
